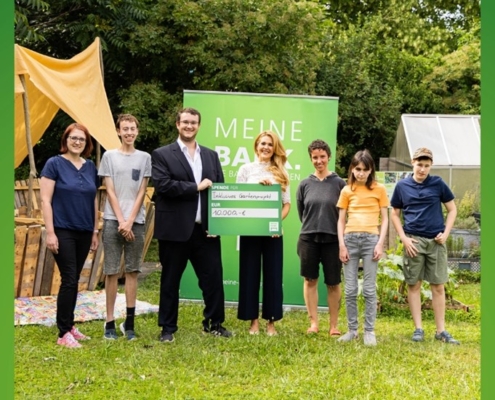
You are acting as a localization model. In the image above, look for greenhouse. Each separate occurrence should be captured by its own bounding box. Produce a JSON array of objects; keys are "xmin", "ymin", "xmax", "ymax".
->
[{"xmin": 386, "ymin": 114, "xmax": 480, "ymax": 198}]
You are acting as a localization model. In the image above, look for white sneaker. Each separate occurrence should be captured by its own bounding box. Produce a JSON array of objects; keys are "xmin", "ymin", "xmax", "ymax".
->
[
  {"xmin": 337, "ymin": 330, "xmax": 358, "ymax": 342},
  {"xmin": 364, "ymin": 331, "xmax": 377, "ymax": 346}
]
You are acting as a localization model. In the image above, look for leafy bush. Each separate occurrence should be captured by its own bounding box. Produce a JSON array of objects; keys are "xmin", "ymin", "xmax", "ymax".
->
[
  {"xmin": 451, "ymin": 188, "xmax": 481, "ymax": 231},
  {"xmin": 453, "ymin": 216, "xmax": 479, "ymax": 230},
  {"xmin": 456, "ymin": 188, "xmax": 480, "ymax": 219},
  {"xmin": 468, "ymin": 243, "xmax": 481, "ymax": 258},
  {"xmin": 453, "ymin": 269, "xmax": 481, "ymax": 284}
]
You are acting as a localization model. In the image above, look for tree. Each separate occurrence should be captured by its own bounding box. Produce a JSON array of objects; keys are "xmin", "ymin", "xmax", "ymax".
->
[
  {"xmin": 319, "ymin": 0, "xmax": 480, "ymax": 54},
  {"xmin": 15, "ymin": 0, "xmax": 328, "ymax": 172},
  {"xmin": 14, "ymin": 0, "xmax": 480, "ymax": 178},
  {"xmin": 316, "ymin": 19, "xmax": 440, "ymax": 174},
  {"xmin": 314, "ymin": 0, "xmax": 480, "ymax": 172},
  {"xmin": 14, "ymin": 0, "xmax": 149, "ymax": 177},
  {"xmin": 15, "ymin": 0, "xmax": 50, "ymax": 43},
  {"xmin": 119, "ymin": 0, "xmax": 327, "ymax": 145},
  {"xmin": 15, "ymin": 0, "xmax": 148, "ymax": 100},
  {"xmin": 424, "ymin": 22, "xmax": 480, "ymax": 114}
]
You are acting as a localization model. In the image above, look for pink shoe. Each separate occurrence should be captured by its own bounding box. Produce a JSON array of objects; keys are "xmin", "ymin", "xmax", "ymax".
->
[
  {"xmin": 71, "ymin": 326, "xmax": 91, "ymax": 341},
  {"xmin": 57, "ymin": 332, "xmax": 82, "ymax": 348}
]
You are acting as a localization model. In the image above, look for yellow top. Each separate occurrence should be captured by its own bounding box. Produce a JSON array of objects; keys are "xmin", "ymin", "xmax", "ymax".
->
[{"xmin": 337, "ymin": 183, "xmax": 390, "ymax": 235}]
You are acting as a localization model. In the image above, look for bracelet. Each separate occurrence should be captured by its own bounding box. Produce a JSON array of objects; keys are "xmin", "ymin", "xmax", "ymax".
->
[{"xmin": 94, "ymin": 229, "xmax": 99, "ymax": 233}]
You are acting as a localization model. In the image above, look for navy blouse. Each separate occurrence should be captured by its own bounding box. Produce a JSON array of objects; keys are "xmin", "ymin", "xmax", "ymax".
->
[{"xmin": 40, "ymin": 155, "xmax": 100, "ymax": 232}]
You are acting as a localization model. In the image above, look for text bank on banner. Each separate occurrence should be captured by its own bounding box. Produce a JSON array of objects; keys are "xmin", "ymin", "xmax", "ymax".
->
[{"xmin": 208, "ymin": 183, "xmax": 282, "ymax": 236}]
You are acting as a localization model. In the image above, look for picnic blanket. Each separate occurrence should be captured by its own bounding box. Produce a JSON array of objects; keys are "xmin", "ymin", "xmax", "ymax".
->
[{"xmin": 14, "ymin": 290, "xmax": 159, "ymax": 326}]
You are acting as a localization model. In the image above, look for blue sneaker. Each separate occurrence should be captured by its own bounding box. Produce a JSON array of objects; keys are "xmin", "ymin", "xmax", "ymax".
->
[
  {"xmin": 103, "ymin": 322, "xmax": 118, "ymax": 340},
  {"xmin": 120, "ymin": 322, "xmax": 136, "ymax": 341},
  {"xmin": 435, "ymin": 331, "xmax": 460, "ymax": 345},
  {"xmin": 412, "ymin": 328, "xmax": 425, "ymax": 342}
]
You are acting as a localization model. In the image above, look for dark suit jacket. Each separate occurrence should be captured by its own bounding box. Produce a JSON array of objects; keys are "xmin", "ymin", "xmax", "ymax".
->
[{"xmin": 151, "ymin": 141, "xmax": 224, "ymax": 241}]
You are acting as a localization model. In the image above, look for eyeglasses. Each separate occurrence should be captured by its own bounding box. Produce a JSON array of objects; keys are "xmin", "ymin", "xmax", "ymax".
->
[
  {"xmin": 180, "ymin": 120, "xmax": 199, "ymax": 126},
  {"xmin": 68, "ymin": 136, "xmax": 86, "ymax": 143}
]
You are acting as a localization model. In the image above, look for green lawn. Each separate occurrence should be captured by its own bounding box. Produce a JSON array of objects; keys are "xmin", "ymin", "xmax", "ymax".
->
[{"xmin": 14, "ymin": 275, "xmax": 480, "ymax": 399}]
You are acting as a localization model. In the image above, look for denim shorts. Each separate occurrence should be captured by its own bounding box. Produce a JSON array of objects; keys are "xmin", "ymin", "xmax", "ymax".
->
[
  {"xmin": 102, "ymin": 219, "xmax": 145, "ymax": 275},
  {"xmin": 402, "ymin": 234, "xmax": 448, "ymax": 285}
]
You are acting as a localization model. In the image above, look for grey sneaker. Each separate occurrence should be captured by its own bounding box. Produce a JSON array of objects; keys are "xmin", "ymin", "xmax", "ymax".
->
[
  {"xmin": 120, "ymin": 322, "xmax": 136, "ymax": 341},
  {"xmin": 412, "ymin": 328, "xmax": 425, "ymax": 342},
  {"xmin": 363, "ymin": 331, "xmax": 377, "ymax": 346},
  {"xmin": 435, "ymin": 330, "xmax": 460, "ymax": 345},
  {"xmin": 103, "ymin": 322, "xmax": 118, "ymax": 340},
  {"xmin": 337, "ymin": 330, "xmax": 358, "ymax": 342},
  {"xmin": 159, "ymin": 331, "xmax": 174, "ymax": 343}
]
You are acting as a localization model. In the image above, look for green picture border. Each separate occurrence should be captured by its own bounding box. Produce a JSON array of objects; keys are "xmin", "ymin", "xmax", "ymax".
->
[
  {"xmin": 2, "ymin": 0, "xmax": 14, "ymax": 398},
  {"xmin": 481, "ymin": 2, "xmax": 491, "ymax": 398},
  {"xmin": 6, "ymin": 4, "xmax": 485, "ymax": 399}
]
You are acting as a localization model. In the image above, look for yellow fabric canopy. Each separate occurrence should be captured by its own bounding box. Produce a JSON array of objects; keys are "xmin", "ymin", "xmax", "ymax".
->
[{"xmin": 15, "ymin": 37, "xmax": 121, "ymax": 168}]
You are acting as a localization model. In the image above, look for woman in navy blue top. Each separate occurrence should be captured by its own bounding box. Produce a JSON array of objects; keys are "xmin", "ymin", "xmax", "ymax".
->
[{"xmin": 40, "ymin": 123, "xmax": 100, "ymax": 348}]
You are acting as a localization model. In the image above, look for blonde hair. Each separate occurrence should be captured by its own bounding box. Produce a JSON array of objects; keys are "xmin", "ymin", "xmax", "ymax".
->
[{"xmin": 254, "ymin": 130, "xmax": 290, "ymax": 192}]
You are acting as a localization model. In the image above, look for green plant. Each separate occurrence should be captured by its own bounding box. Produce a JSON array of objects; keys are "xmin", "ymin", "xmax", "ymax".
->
[
  {"xmin": 456, "ymin": 188, "xmax": 480, "ymax": 219},
  {"xmin": 453, "ymin": 269, "xmax": 481, "ymax": 284},
  {"xmin": 468, "ymin": 243, "xmax": 481, "ymax": 259},
  {"xmin": 446, "ymin": 235, "xmax": 464, "ymax": 258},
  {"xmin": 448, "ymin": 188, "xmax": 481, "ymax": 230},
  {"xmin": 444, "ymin": 270, "xmax": 459, "ymax": 300},
  {"xmin": 377, "ymin": 238, "xmax": 460, "ymax": 307},
  {"xmin": 453, "ymin": 216, "xmax": 479, "ymax": 230},
  {"xmin": 377, "ymin": 246, "xmax": 407, "ymax": 306}
]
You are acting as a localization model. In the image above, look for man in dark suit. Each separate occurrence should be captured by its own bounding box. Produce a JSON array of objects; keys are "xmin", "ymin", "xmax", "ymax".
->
[{"xmin": 151, "ymin": 107, "xmax": 232, "ymax": 342}]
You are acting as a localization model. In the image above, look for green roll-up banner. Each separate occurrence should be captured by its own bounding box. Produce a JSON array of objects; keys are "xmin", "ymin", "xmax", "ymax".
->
[{"xmin": 181, "ymin": 90, "xmax": 339, "ymax": 306}]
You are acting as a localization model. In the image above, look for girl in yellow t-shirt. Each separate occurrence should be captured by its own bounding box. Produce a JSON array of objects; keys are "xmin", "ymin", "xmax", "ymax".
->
[{"xmin": 336, "ymin": 149, "xmax": 389, "ymax": 346}]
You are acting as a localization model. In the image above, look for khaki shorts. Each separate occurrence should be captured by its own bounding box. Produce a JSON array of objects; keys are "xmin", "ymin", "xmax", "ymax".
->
[{"xmin": 402, "ymin": 234, "xmax": 448, "ymax": 285}]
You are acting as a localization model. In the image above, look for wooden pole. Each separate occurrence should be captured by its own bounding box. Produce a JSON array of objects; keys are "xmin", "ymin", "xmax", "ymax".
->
[
  {"xmin": 95, "ymin": 38, "xmax": 105, "ymax": 168},
  {"xmin": 19, "ymin": 74, "xmax": 37, "ymax": 218}
]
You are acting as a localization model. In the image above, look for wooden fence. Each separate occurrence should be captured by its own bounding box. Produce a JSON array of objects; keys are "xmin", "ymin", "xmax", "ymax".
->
[{"xmin": 14, "ymin": 179, "xmax": 155, "ymax": 298}]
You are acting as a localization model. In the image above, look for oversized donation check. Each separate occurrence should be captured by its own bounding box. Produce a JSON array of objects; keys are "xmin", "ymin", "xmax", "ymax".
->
[{"xmin": 207, "ymin": 183, "xmax": 282, "ymax": 236}]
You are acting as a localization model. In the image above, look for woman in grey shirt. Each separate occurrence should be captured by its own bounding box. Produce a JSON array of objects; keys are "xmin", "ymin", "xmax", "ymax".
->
[{"xmin": 296, "ymin": 139, "xmax": 345, "ymax": 336}]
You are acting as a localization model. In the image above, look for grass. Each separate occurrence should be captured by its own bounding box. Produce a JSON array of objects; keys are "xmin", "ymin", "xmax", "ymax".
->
[
  {"xmin": 143, "ymin": 238, "xmax": 159, "ymax": 263},
  {"xmin": 15, "ymin": 275, "xmax": 480, "ymax": 399}
]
